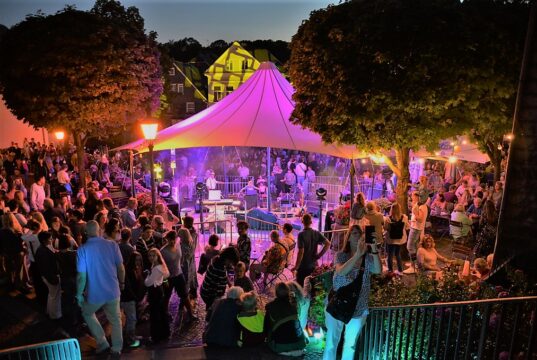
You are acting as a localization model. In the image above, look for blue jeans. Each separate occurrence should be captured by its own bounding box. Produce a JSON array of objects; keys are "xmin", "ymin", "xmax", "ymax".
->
[
  {"xmin": 386, "ymin": 244, "xmax": 403, "ymax": 272},
  {"xmin": 120, "ymin": 301, "xmax": 137, "ymax": 343}
]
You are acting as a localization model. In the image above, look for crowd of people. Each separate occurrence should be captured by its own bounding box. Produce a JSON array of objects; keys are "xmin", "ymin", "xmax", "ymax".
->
[{"xmin": 0, "ymin": 139, "xmax": 503, "ymax": 358}]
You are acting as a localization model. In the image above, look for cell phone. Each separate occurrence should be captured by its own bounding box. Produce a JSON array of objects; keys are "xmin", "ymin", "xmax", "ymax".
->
[{"xmin": 365, "ymin": 225, "xmax": 376, "ymax": 244}]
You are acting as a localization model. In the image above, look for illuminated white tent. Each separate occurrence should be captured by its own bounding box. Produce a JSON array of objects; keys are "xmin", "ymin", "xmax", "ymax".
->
[{"xmin": 115, "ymin": 62, "xmax": 362, "ymax": 159}]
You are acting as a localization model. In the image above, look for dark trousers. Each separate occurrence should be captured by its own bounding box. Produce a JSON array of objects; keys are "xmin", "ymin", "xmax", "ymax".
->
[
  {"xmin": 296, "ymin": 267, "xmax": 314, "ymax": 287},
  {"xmin": 147, "ymin": 285, "xmax": 170, "ymax": 342},
  {"xmin": 164, "ymin": 274, "xmax": 188, "ymax": 312},
  {"xmin": 29, "ymin": 262, "xmax": 48, "ymax": 308},
  {"xmin": 386, "ymin": 244, "xmax": 403, "ymax": 272}
]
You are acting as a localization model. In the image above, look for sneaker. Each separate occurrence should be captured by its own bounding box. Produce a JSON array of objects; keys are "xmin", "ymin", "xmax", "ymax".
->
[
  {"xmin": 128, "ymin": 340, "xmax": 140, "ymax": 348},
  {"xmin": 403, "ymin": 267, "xmax": 416, "ymax": 275}
]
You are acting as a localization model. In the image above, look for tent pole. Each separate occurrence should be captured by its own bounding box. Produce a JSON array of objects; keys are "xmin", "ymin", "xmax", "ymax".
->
[
  {"xmin": 350, "ymin": 159, "xmax": 355, "ymax": 208},
  {"xmin": 129, "ymin": 150, "xmax": 136, "ymax": 197},
  {"xmin": 222, "ymin": 146, "xmax": 228, "ymax": 197},
  {"xmin": 267, "ymin": 147, "xmax": 272, "ymax": 212}
]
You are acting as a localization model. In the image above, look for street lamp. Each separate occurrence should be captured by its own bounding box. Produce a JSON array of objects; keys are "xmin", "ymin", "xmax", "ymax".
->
[
  {"xmin": 141, "ymin": 121, "xmax": 159, "ymax": 214},
  {"xmin": 54, "ymin": 131, "xmax": 65, "ymax": 154}
]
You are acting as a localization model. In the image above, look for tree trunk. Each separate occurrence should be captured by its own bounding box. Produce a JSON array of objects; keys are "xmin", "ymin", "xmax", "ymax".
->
[
  {"xmin": 492, "ymin": 154, "xmax": 502, "ymax": 182},
  {"xmin": 74, "ymin": 132, "xmax": 87, "ymax": 195},
  {"xmin": 384, "ymin": 147, "xmax": 410, "ymax": 214}
]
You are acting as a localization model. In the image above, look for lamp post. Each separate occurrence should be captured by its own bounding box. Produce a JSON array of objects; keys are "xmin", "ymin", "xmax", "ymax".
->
[
  {"xmin": 54, "ymin": 131, "xmax": 65, "ymax": 154},
  {"xmin": 141, "ymin": 122, "xmax": 159, "ymax": 214}
]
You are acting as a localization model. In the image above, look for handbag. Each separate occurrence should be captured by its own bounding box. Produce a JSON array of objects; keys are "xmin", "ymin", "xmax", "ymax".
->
[{"xmin": 326, "ymin": 256, "xmax": 366, "ymax": 324}]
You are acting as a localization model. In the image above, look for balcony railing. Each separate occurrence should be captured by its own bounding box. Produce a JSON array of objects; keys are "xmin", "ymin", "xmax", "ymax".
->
[{"xmin": 358, "ymin": 296, "xmax": 537, "ymax": 360}]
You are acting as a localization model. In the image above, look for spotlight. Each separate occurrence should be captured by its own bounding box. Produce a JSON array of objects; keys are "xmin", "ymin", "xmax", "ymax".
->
[
  {"xmin": 316, "ymin": 187, "xmax": 327, "ymax": 201},
  {"xmin": 196, "ymin": 182, "xmax": 206, "ymax": 192},
  {"xmin": 158, "ymin": 181, "xmax": 171, "ymax": 198}
]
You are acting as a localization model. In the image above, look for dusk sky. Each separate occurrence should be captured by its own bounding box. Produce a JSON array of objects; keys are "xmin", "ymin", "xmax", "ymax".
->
[{"xmin": 0, "ymin": 0, "xmax": 334, "ymax": 43}]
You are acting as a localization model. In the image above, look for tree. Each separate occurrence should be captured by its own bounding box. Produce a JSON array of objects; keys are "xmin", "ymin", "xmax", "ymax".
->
[
  {"xmin": 161, "ymin": 37, "xmax": 203, "ymax": 62},
  {"xmin": 462, "ymin": 0, "xmax": 529, "ymax": 182},
  {"xmin": 289, "ymin": 0, "xmax": 511, "ymax": 211},
  {"xmin": 0, "ymin": 0, "xmax": 162, "ymax": 191}
]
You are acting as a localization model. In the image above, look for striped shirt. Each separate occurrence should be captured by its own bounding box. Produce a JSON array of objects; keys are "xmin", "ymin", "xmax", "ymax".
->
[{"xmin": 200, "ymin": 255, "xmax": 228, "ymax": 304}]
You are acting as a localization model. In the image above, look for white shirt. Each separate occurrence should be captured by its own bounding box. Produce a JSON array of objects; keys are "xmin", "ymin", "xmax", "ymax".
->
[
  {"xmin": 144, "ymin": 264, "xmax": 169, "ymax": 287},
  {"xmin": 30, "ymin": 183, "xmax": 46, "ymax": 211},
  {"xmin": 206, "ymin": 177, "xmax": 217, "ymax": 190},
  {"xmin": 410, "ymin": 203, "xmax": 427, "ymax": 231},
  {"xmin": 57, "ymin": 169, "xmax": 70, "ymax": 184},
  {"xmin": 295, "ymin": 162, "xmax": 307, "ymax": 177},
  {"xmin": 238, "ymin": 166, "xmax": 250, "ymax": 178},
  {"xmin": 455, "ymin": 185, "xmax": 467, "ymax": 198}
]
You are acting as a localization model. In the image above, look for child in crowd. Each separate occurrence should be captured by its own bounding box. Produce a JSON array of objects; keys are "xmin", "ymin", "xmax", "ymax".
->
[
  {"xmin": 234, "ymin": 261, "xmax": 254, "ymax": 292},
  {"xmin": 198, "ymin": 234, "xmax": 220, "ymax": 275}
]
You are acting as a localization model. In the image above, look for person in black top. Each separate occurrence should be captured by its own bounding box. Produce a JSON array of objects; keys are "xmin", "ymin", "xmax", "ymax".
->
[
  {"xmin": 35, "ymin": 231, "xmax": 62, "ymax": 320},
  {"xmin": 56, "ymin": 234, "xmax": 78, "ymax": 334}
]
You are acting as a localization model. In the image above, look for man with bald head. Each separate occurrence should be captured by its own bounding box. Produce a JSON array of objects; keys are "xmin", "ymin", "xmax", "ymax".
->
[{"xmin": 76, "ymin": 220, "xmax": 125, "ymax": 356}]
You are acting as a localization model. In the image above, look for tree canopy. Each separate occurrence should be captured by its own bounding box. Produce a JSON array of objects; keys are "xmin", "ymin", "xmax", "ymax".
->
[
  {"xmin": 0, "ymin": 0, "xmax": 162, "ymax": 145},
  {"xmin": 289, "ymin": 0, "xmax": 530, "ymax": 207}
]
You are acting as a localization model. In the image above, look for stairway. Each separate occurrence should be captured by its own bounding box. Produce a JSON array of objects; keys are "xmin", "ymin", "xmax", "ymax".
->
[{"xmin": 494, "ymin": 4, "xmax": 537, "ymax": 275}]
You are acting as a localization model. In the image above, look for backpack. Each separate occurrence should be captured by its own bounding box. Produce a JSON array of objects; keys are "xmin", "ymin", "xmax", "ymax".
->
[{"xmin": 389, "ymin": 216, "xmax": 405, "ymax": 239}]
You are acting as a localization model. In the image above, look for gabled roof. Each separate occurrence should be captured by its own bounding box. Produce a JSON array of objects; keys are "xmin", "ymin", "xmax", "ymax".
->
[
  {"xmin": 115, "ymin": 62, "xmax": 362, "ymax": 159},
  {"xmin": 172, "ymin": 61, "xmax": 207, "ymax": 101},
  {"xmin": 205, "ymin": 41, "xmax": 260, "ymax": 75}
]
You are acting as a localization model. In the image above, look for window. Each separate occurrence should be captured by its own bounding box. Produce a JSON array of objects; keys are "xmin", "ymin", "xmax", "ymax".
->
[
  {"xmin": 168, "ymin": 67, "xmax": 175, "ymax": 76},
  {"xmin": 186, "ymin": 102, "xmax": 195, "ymax": 113},
  {"xmin": 242, "ymin": 60, "xmax": 248, "ymax": 70},
  {"xmin": 225, "ymin": 60, "xmax": 233, "ymax": 71},
  {"xmin": 170, "ymin": 83, "xmax": 177, "ymax": 92},
  {"xmin": 178, "ymin": 84, "xmax": 184, "ymax": 95},
  {"xmin": 214, "ymin": 86, "xmax": 223, "ymax": 101},
  {"xmin": 226, "ymin": 86, "xmax": 234, "ymax": 95}
]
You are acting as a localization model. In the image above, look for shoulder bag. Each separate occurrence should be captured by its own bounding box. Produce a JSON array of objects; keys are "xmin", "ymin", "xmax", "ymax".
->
[{"xmin": 326, "ymin": 255, "xmax": 366, "ymax": 324}]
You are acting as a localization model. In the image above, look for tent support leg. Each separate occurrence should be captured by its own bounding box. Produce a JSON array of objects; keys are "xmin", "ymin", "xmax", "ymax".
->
[{"xmin": 267, "ymin": 147, "xmax": 272, "ymax": 212}]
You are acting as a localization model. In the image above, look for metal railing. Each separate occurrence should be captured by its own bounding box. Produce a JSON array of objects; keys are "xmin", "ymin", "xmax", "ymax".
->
[
  {"xmin": 358, "ymin": 296, "xmax": 537, "ymax": 360},
  {"xmin": 0, "ymin": 339, "xmax": 81, "ymax": 360}
]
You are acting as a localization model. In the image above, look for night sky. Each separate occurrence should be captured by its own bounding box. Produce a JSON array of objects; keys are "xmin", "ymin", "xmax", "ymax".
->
[{"xmin": 0, "ymin": 0, "xmax": 334, "ymax": 43}]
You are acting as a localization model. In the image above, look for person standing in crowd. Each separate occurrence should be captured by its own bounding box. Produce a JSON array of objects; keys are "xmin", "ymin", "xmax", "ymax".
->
[
  {"xmin": 30, "ymin": 175, "xmax": 46, "ymax": 211},
  {"xmin": 350, "ymin": 192, "xmax": 366, "ymax": 226},
  {"xmin": 35, "ymin": 231, "xmax": 62, "ymax": 320},
  {"xmin": 76, "ymin": 221, "xmax": 125, "ymax": 357},
  {"xmin": 22, "ymin": 219, "xmax": 47, "ymax": 307},
  {"xmin": 56, "ymin": 234, "xmax": 78, "ymax": 335},
  {"xmin": 182, "ymin": 215, "xmax": 199, "ymax": 303},
  {"xmin": 144, "ymin": 248, "xmax": 170, "ymax": 344},
  {"xmin": 200, "ymin": 246, "xmax": 240, "ymax": 312},
  {"xmin": 323, "ymin": 225, "xmax": 381, "ymax": 360},
  {"xmin": 121, "ymin": 198, "xmax": 138, "ymax": 229},
  {"xmin": 198, "ymin": 234, "xmax": 220, "ymax": 275},
  {"xmin": 404, "ymin": 191, "xmax": 428, "ymax": 274},
  {"xmin": 383, "ymin": 203, "xmax": 409, "ymax": 274},
  {"xmin": 119, "ymin": 228, "xmax": 134, "ymax": 265},
  {"xmin": 136, "ymin": 225, "xmax": 157, "ymax": 270},
  {"xmin": 160, "ymin": 230, "xmax": 196, "ymax": 323},
  {"xmin": 236, "ymin": 220, "xmax": 251, "ymax": 271},
  {"xmin": 121, "ymin": 252, "xmax": 145, "ymax": 348},
  {"xmin": 281, "ymin": 223, "xmax": 296, "ymax": 267},
  {"xmin": 0, "ymin": 212, "xmax": 28, "ymax": 293},
  {"xmin": 292, "ymin": 214, "xmax": 330, "ymax": 286},
  {"xmin": 294, "ymin": 157, "xmax": 307, "ymax": 186},
  {"xmin": 363, "ymin": 202, "xmax": 385, "ymax": 244}
]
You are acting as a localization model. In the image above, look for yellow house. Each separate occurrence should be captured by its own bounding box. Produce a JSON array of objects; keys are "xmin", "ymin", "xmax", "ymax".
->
[{"xmin": 205, "ymin": 42, "xmax": 261, "ymax": 104}]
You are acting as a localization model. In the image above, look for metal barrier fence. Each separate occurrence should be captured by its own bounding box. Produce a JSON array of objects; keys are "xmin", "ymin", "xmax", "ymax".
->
[
  {"xmin": 359, "ymin": 296, "xmax": 537, "ymax": 360},
  {"xmin": 0, "ymin": 339, "xmax": 81, "ymax": 360}
]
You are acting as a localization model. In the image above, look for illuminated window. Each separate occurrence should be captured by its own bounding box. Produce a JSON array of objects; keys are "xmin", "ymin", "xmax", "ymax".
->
[
  {"xmin": 186, "ymin": 102, "xmax": 195, "ymax": 113},
  {"xmin": 170, "ymin": 83, "xmax": 177, "ymax": 92},
  {"xmin": 178, "ymin": 84, "xmax": 184, "ymax": 94},
  {"xmin": 226, "ymin": 86, "xmax": 234, "ymax": 95},
  {"xmin": 242, "ymin": 60, "xmax": 248, "ymax": 70},
  {"xmin": 214, "ymin": 86, "xmax": 223, "ymax": 101},
  {"xmin": 169, "ymin": 67, "xmax": 175, "ymax": 76}
]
